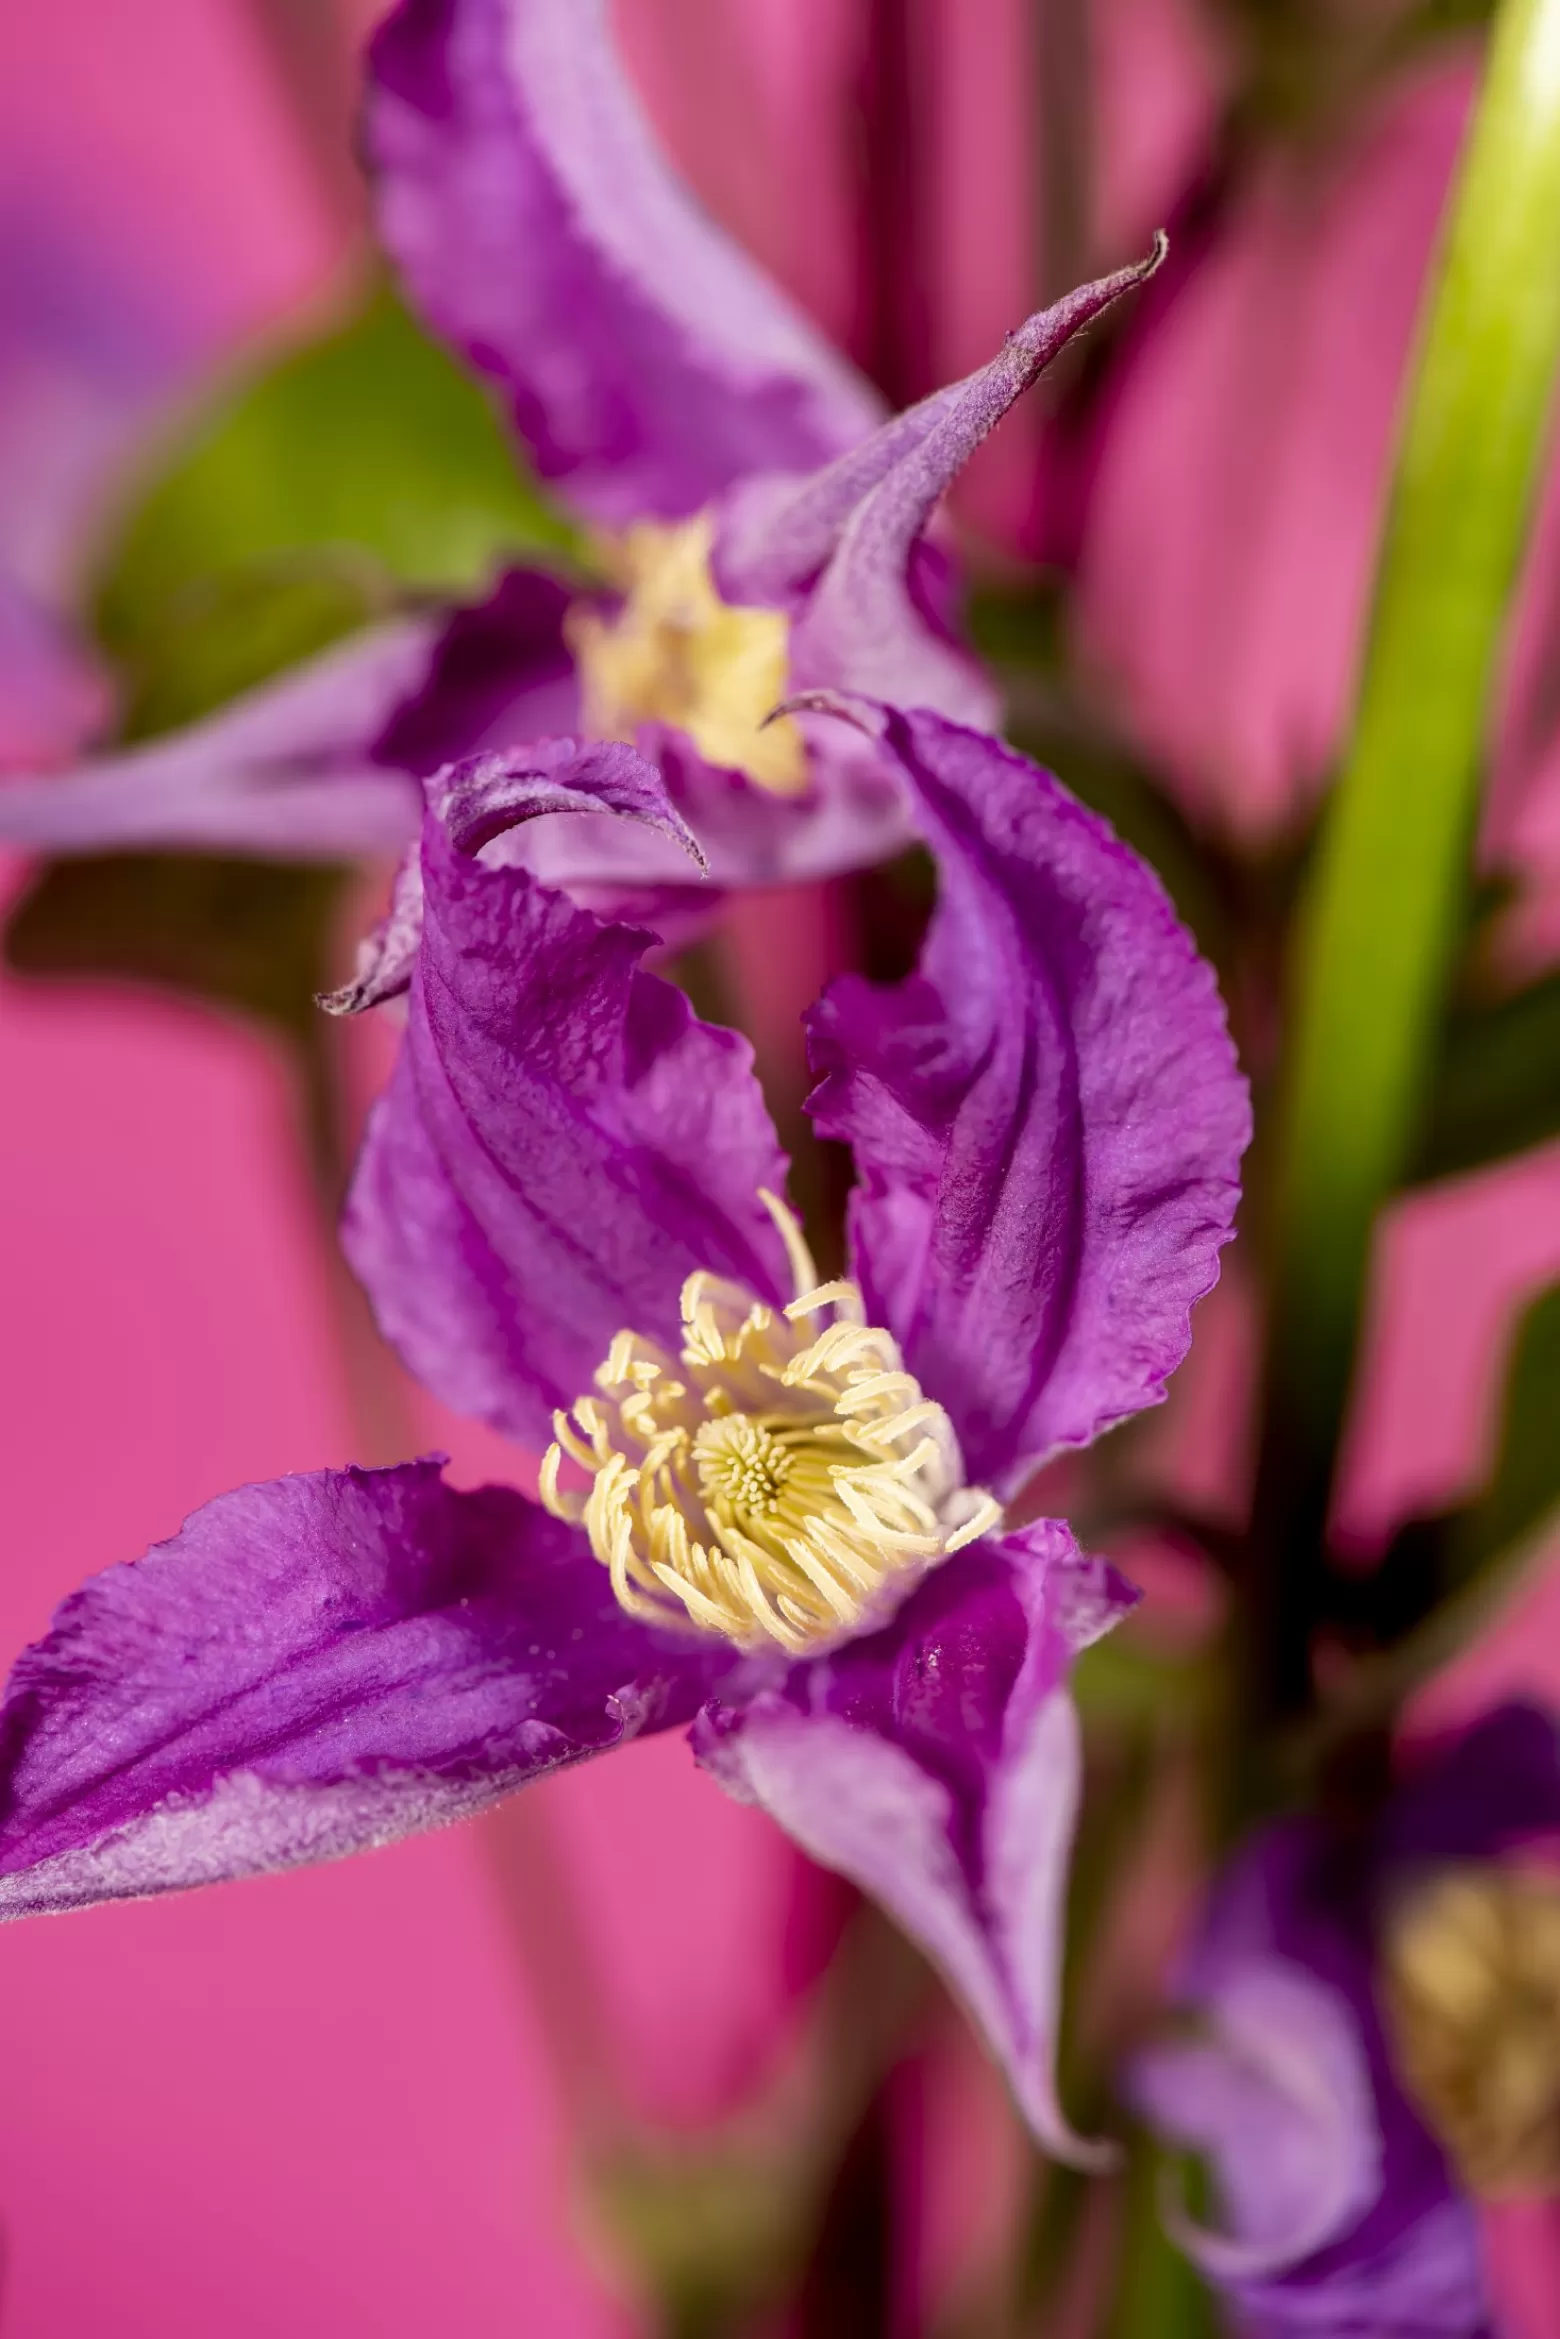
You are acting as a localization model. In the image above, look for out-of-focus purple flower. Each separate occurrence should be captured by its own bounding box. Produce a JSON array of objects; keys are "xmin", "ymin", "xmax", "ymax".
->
[
  {"xmin": 0, "ymin": 706, "xmax": 1246, "ymax": 2154},
  {"xmin": 0, "ymin": 0, "xmax": 1159, "ymax": 915},
  {"xmin": 0, "ymin": 186, "xmax": 196, "ymax": 772},
  {"xmin": 1133, "ymin": 1705, "xmax": 1560, "ymax": 2334}
]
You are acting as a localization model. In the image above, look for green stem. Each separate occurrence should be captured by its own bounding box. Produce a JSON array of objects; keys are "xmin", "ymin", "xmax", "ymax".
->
[{"xmin": 1257, "ymin": 0, "xmax": 1560, "ymax": 1714}]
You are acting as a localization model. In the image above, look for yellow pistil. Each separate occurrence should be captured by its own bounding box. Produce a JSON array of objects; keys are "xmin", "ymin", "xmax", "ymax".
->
[
  {"xmin": 540, "ymin": 1191, "xmax": 1001, "ymax": 1654},
  {"xmin": 567, "ymin": 514, "xmax": 807, "ymax": 794},
  {"xmin": 1382, "ymin": 1864, "xmax": 1560, "ymax": 2195}
]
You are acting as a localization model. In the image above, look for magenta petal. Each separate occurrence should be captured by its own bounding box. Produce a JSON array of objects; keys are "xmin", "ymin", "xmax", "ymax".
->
[
  {"xmin": 807, "ymin": 707, "xmax": 1249, "ymax": 1491},
  {"xmin": 344, "ymin": 803, "xmax": 788, "ymax": 1445},
  {"xmin": 0, "ymin": 1460, "xmax": 724, "ymax": 1917},
  {"xmin": 697, "ymin": 1523, "xmax": 1135, "ymax": 2160},
  {"xmin": 324, "ymin": 733, "xmax": 707, "ymax": 1013},
  {"xmin": 1133, "ymin": 1818, "xmax": 1489, "ymax": 2336},
  {"xmin": 0, "ymin": 582, "xmax": 110, "ymax": 770},
  {"xmin": 741, "ymin": 251, "xmax": 1165, "ymax": 724},
  {"xmin": 366, "ymin": 0, "xmax": 880, "ymax": 524},
  {"xmin": 373, "ymin": 565, "xmax": 580, "ymax": 774},
  {"xmin": 0, "ymin": 620, "xmax": 437, "ymax": 859}
]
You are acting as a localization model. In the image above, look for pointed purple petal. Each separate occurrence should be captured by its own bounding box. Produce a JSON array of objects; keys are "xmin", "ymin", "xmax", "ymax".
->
[
  {"xmin": 365, "ymin": 0, "xmax": 881, "ymax": 524},
  {"xmin": 806, "ymin": 706, "xmax": 1249, "ymax": 1491},
  {"xmin": 344, "ymin": 791, "xmax": 788, "ymax": 1445},
  {"xmin": 323, "ymin": 733, "xmax": 707, "ymax": 1013},
  {"xmin": 696, "ymin": 1523, "xmax": 1136, "ymax": 2161},
  {"xmin": 0, "ymin": 1460, "xmax": 723, "ymax": 1917},
  {"xmin": 719, "ymin": 250, "xmax": 1165, "ymax": 724},
  {"xmin": 0, "ymin": 621, "xmax": 437, "ymax": 859}
]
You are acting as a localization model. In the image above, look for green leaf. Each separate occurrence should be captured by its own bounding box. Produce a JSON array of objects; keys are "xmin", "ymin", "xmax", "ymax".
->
[
  {"xmin": 95, "ymin": 283, "xmax": 580, "ymax": 727},
  {"xmin": 113, "ymin": 560, "xmax": 391, "ymax": 741},
  {"xmin": 1414, "ymin": 970, "xmax": 1560, "ymax": 1182},
  {"xmin": 1269, "ymin": 0, "xmax": 1560, "ymax": 1465},
  {"xmin": 3, "ymin": 854, "xmax": 346, "ymax": 1044}
]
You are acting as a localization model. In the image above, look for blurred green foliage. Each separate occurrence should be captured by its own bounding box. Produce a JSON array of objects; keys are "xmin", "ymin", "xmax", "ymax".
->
[
  {"xmin": 7, "ymin": 284, "xmax": 577, "ymax": 1041},
  {"xmin": 97, "ymin": 282, "xmax": 578, "ymax": 737},
  {"xmin": 4, "ymin": 854, "xmax": 346, "ymax": 1047},
  {"xmin": 1415, "ymin": 969, "xmax": 1560, "ymax": 1182}
]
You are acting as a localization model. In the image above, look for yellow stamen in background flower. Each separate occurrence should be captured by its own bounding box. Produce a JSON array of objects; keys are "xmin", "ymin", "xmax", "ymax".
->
[
  {"xmin": 1382, "ymin": 1864, "xmax": 1560, "ymax": 2195},
  {"xmin": 567, "ymin": 514, "xmax": 806, "ymax": 794},
  {"xmin": 541, "ymin": 1191, "xmax": 1001, "ymax": 1653}
]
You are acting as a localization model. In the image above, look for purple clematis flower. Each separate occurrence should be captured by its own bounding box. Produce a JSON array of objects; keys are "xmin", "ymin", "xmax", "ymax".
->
[
  {"xmin": 0, "ymin": 0, "xmax": 1160, "ymax": 924},
  {"xmin": 1132, "ymin": 1704, "xmax": 1560, "ymax": 2335},
  {"xmin": 0, "ymin": 704, "xmax": 1246, "ymax": 2157}
]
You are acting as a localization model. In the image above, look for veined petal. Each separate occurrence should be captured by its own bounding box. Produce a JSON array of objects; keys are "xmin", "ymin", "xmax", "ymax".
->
[
  {"xmin": 365, "ymin": 0, "xmax": 880, "ymax": 524},
  {"xmin": 714, "ymin": 249, "xmax": 1165, "ymax": 726},
  {"xmin": 696, "ymin": 1521, "xmax": 1136, "ymax": 2161},
  {"xmin": 0, "ymin": 1461, "xmax": 724, "ymax": 1917},
  {"xmin": 0, "ymin": 620, "xmax": 438, "ymax": 860},
  {"xmin": 806, "ymin": 706, "xmax": 1249, "ymax": 1492},
  {"xmin": 324, "ymin": 732, "xmax": 707, "ymax": 1013},
  {"xmin": 344, "ymin": 786, "xmax": 789, "ymax": 1445}
]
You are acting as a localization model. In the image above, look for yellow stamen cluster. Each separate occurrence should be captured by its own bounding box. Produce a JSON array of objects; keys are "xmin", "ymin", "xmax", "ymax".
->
[
  {"xmin": 567, "ymin": 514, "xmax": 806, "ymax": 794},
  {"xmin": 1382, "ymin": 1864, "xmax": 1560, "ymax": 2195},
  {"xmin": 541, "ymin": 1193, "xmax": 1001, "ymax": 1653}
]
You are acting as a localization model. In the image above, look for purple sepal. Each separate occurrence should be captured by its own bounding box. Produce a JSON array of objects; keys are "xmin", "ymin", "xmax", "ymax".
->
[
  {"xmin": 374, "ymin": 565, "xmax": 579, "ymax": 773},
  {"xmin": 0, "ymin": 1460, "xmax": 725, "ymax": 1916},
  {"xmin": 696, "ymin": 1522, "xmax": 1138, "ymax": 2161},
  {"xmin": 0, "ymin": 621, "xmax": 437, "ymax": 859},
  {"xmin": 365, "ymin": 0, "xmax": 880, "ymax": 525},
  {"xmin": 322, "ymin": 733, "xmax": 706, "ymax": 1013},
  {"xmin": 1129, "ymin": 1722, "xmax": 1537, "ymax": 2339},
  {"xmin": 806, "ymin": 705, "xmax": 1250, "ymax": 1492},
  {"xmin": 344, "ymin": 803, "xmax": 788, "ymax": 1447},
  {"xmin": 715, "ymin": 246, "xmax": 1166, "ymax": 725}
]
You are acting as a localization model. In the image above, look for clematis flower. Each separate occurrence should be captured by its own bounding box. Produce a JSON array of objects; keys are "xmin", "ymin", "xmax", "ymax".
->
[
  {"xmin": 0, "ymin": 703, "xmax": 1247, "ymax": 2155},
  {"xmin": 0, "ymin": 0, "xmax": 1159, "ymax": 927},
  {"xmin": 1132, "ymin": 1704, "xmax": 1560, "ymax": 2335}
]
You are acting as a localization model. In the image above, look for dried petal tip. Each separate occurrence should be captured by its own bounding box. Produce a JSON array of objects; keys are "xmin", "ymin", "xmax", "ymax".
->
[
  {"xmin": 768, "ymin": 689, "xmax": 884, "ymax": 739},
  {"xmin": 541, "ymin": 1191, "xmax": 1000, "ymax": 1653}
]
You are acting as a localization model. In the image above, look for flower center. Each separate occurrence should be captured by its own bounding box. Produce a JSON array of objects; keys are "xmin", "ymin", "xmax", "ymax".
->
[
  {"xmin": 540, "ymin": 1192, "xmax": 1001, "ymax": 1653},
  {"xmin": 566, "ymin": 514, "xmax": 806, "ymax": 795},
  {"xmin": 1382, "ymin": 1864, "xmax": 1560, "ymax": 2195}
]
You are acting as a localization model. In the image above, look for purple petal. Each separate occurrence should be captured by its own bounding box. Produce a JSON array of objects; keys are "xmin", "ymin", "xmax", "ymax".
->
[
  {"xmin": 0, "ymin": 1460, "xmax": 723, "ymax": 1917},
  {"xmin": 373, "ymin": 565, "xmax": 579, "ymax": 772},
  {"xmin": 1132, "ymin": 1959, "xmax": 1386, "ymax": 2280},
  {"xmin": 1382, "ymin": 1703, "xmax": 1560, "ymax": 1878},
  {"xmin": 0, "ymin": 620, "xmax": 437, "ymax": 859},
  {"xmin": 715, "ymin": 249, "xmax": 1164, "ymax": 726},
  {"xmin": 1135, "ymin": 1823, "xmax": 1488, "ymax": 2337},
  {"xmin": 806, "ymin": 706, "xmax": 1249, "ymax": 1491},
  {"xmin": 344, "ymin": 799, "xmax": 789, "ymax": 1445},
  {"xmin": 0, "ymin": 580, "xmax": 109, "ymax": 770},
  {"xmin": 323, "ymin": 732, "xmax": 707, "ymax": 1013},
  {"xmin": 365, "ymin": 0, "xmax": 880, "ymax": 524},
  {"xmin": 696, "ymin": 1522, "xmax": 1136, "ymax": 2161}
]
